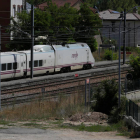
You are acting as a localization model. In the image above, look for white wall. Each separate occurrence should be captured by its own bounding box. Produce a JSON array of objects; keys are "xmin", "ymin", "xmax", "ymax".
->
[{"xmin": 10, "ymin": 0, "xmax": 23, "ymax": 21}]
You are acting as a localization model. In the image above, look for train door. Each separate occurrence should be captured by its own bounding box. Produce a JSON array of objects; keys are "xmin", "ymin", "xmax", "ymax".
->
[
  {"xmin": 20, "ymin": 55, "xmax": 24, "ymax": 76},
  {"xmin": 87, "ymin": 49, "xmax": 89, "ymax": 62}
]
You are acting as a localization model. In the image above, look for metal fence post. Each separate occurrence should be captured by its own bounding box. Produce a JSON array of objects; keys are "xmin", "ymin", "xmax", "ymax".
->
[
  {"xmin": 89, "ymin": 79, "xmax": 90, "ymax": 104},
  {"xmin": 85, "ymin": 80, "xmax": 87, "ymax": 107}
]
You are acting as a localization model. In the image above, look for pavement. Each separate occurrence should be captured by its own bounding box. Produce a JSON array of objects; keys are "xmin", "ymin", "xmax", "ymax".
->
[{"xmin": 126, "ymin": 90, "xmax": 140, "ymax": 100}]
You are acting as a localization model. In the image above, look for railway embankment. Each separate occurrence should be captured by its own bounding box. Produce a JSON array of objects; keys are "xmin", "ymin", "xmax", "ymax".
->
[{"xmin": 0, "ymin": 60, "xmax": 131, "ymax": 107}]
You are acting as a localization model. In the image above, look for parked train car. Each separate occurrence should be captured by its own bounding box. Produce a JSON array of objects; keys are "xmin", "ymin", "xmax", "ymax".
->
[{"xmin": 1, "ymin": 43, "xmax": 95, "ymax": 80}]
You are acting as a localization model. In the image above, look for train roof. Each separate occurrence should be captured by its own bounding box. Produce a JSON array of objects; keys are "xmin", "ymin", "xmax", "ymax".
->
[
  {"xmin": 33, "ymin": 43, "xmax": 89, "ymax": 52},
  {"xmin": 1, "ymin": 43, "xmax": 89, "ymax": 55}
]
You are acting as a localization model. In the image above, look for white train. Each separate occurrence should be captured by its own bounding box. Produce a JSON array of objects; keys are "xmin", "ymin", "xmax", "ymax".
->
[{"xmin": 1, "ymin": 43, "xmax": 95, "ymax": 80}]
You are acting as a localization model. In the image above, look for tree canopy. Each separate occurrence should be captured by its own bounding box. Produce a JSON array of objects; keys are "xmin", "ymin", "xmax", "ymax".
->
[
  {"xmin": 7, "ymin": 2, "xmax": 101, "ymax": 51},
  {"xmin": 85, "ymin": 0, "xmax": 137, "ymax": 12}
]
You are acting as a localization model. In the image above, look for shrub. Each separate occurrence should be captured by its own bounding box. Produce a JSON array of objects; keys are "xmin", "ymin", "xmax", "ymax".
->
[
  {"xmin": 129, "ymin": 50, "xmax": 140, "ymax": 79},
  {"xmin": 91, "ymin": 79, "xmax": 126, "ymax": 122},
  {"xmin": 103, "ymin": 49, "xmax": 118, "ymax": 60}
]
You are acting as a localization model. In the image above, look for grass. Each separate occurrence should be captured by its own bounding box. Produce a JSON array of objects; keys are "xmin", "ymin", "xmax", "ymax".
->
[
  {"xmin": 0, "ymin": 85, "xmax": 132, "ymax": 137},
  {"xmin": 93, "ymin": 49, "xmax": 138, "ymax": 62},
  {"xmin": 22, "ymin": 122, "xmax": 43, "ymax": 128},
  {"xmin": 0, "ymin": 91, "xmax": 86, "ymax": 121},
  {"xmin": 0, "ymin": 120, "xmax": 9, "ymax": 125},
  {"xmin": 59, "ymin": 121, "xmax": 130, "ymax": 136}
]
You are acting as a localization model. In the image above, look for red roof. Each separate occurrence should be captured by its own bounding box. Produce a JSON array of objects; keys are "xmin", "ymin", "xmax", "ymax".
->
[
  {"xmin": 37, "ymin": 0, "xmax": 97, "ymax": 13},
  {"xmin": 37, "ymin": 0, "xmax": 83, "ymax": 10}
]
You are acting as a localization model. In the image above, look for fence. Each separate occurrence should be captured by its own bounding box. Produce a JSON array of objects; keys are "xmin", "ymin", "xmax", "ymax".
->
[{"xmin": 126, "ymin": 100, "xmax": 140, "ymax": 123}]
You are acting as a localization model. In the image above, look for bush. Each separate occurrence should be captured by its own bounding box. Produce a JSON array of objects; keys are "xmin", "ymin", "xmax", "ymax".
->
[
  {"xmin": 121, "ymin": 46, "xmax": 136, "ymax": 52},
  {"xmin": 129, "ymin": 50, "xmax": 140, "ymax": 79},
  {"xmin": 91, "ymin": 79, "xmax": 126, "ymax": 122},
  {"xmin": 102, "ymin": 37, "xmax": 117, "ymax": 47},
  {"xmin": 103, "ymin": 49, "xmax": 118, "ymax": 60}
]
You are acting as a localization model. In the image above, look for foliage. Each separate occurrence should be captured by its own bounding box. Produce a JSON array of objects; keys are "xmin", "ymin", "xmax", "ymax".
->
[
  {"xmin": 91, "ymin": 79, "xmax": 126, "ymax": 122},
  {"xmin": 85, "ymin": 0, "xmax": 137, "ymax": 12},
  {"xmin": 75, "ymin": 3, "xmax": 102, "ymax": 52},
  {"xmin": 129, "ymin": 49, "xmax": 140, "ymax": 79},
  {"xmin": 102, "ymin": 37, "xmax": 117, "ymax": 47},
  {"xmin": 27, "ymin": 0, "xmax": 51, "ymax": 5},
  {"xmin": 7, "ymin": 2, "xmax": 101, "ymax": 51},
  {"xmin": 103, "ymin": 49, "xmax": 118, "ymax": 60}
]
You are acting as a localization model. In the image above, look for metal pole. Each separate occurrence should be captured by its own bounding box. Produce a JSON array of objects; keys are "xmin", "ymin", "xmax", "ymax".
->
[
  {"xmin": 31, "ymin": 4, "xmax": 34, "ymax": 78},
  {"xmin": 0, "ymin": 25, "xmax": 1, "ymax": 110},
  {"xmin": 85, "ymin": 80, "xmax": 87, "ymax": 107},
  {"xmin": 89, "ymin": 79, "xmax": 90, "ymax": 104},
  {"xmin": 123, "ymin": 9, "xmax": 126, "ymax": 64},
  {"xmin": 119, "ymin": 19, "xmax": 122, "ymax": 108}
]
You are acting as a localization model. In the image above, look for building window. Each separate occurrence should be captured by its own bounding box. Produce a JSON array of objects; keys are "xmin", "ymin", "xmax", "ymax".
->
[
  {"xmin": 13, "ymin": 5, "xmax": 16, "ymax": 17},
  {"xmin": 112, "ymin": 22, "xmax": 115, "ymax": 32},
  {"xmin": 21, "ymin": 5, "xmax": 23, "ymax": 12},
  {"xmin": 17, "ymin": 5, "xmax": 20, "ymax": 13}
]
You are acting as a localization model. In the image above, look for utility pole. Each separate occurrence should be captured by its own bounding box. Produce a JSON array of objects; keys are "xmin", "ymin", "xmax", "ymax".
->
[
  {"xmin": 0, "ymin": 25, "xmax": 1, "ymax": 110},
  {"xmin": 31, "ymin": 4, "xmax": 34, "ymax": 78},
  {"xmin": 123, "ymin": 9, "xmax": 126, "ymax": 64}
]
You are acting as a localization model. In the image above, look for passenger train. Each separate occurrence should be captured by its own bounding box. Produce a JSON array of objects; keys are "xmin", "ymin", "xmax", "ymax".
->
[{"xmin": 1, "ymin": 43, "xmax": 95, "ymax": 80}]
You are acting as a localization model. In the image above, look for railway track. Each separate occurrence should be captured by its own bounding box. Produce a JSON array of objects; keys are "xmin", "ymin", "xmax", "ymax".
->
[{"xmin": 1, "ymin": 64, "xmax": 131, "ymax": 107}]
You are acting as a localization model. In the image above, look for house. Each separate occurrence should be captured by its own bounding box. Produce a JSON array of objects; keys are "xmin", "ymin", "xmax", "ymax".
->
[
  {"xmin": 37, "ymin": 0, "xmax": 83, "ymax": 10},
  {"xmin": 99, "ymin": 9, "xmax": 140, "ymax": 47},
  {"xmin": 0, "ymin": 0, "xmax": 26, "ymax": 51},
  {"xmin": 36, "ymin": 0, "xmax": 97, "ymax": 13}
]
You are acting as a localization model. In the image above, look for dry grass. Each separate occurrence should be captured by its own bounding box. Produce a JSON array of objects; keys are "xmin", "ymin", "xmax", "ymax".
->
[{"xmin": 0, "ymin": 90, "xmax": 89, "ymax": 121}]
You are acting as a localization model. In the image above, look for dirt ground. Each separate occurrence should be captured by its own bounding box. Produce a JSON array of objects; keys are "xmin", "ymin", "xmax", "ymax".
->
[{"xmin": 0, "ymin": 112, "xmax": 137, "ymax": 140}]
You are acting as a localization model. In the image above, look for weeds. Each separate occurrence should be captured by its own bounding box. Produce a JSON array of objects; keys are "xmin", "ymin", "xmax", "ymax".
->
[{"xmin": 0, "ymin": 91, "xmax": 86, "ymax": 121}]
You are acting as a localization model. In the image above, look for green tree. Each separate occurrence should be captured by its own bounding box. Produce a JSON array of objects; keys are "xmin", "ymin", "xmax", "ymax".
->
[
  {"xmin": 91, "ymin": 79, "xmax": 126, "ymax": 122},
  {"xmin": 7, "ymin": 1, "xmax": 101, "ymax": 51},
  {"xmin": 7, "ymin": 8, "xmax": 51, "ymax": 50},
  {"xmin": 85, "ymin": 0, "xmax": 136, "ymax": 12},
  {"xmin": 129, "ymin": 49, "xmax": 140, "ymax": 79},
  {"xmin": 75, "ymin": 3, "xmax": 102, "ymax": 51}
]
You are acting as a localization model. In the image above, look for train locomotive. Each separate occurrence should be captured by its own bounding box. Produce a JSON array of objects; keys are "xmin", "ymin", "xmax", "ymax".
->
[{"xmin": 1, "ymin": 43, "xmax": 95, "ymax": 80}]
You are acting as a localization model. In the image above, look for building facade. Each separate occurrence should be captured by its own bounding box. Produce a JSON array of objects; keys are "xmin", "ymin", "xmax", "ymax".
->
[
  {"xmin": 0, "ymin": 0, "xmax": 25, "ymax": 51},
  {"xmin": 99, "ymin": 9, "xmax": 140, "ymax": 47}
]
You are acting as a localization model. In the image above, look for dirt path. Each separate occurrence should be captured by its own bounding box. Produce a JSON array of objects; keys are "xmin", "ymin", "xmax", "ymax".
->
[{"xmin": 0, "ymin": 128, "xmax": 135, "ymax": 140}]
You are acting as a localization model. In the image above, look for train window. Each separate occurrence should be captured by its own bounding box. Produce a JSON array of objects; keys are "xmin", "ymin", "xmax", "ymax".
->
[
  {"xmin": 34, "ymin": 60, "xmax": 38, "ymax": 67},
  {"xmin": 13, "ymin": 62, "xmax": 17, "ymax": 69},
  {"xmin": 7, "ymin": 63, "xmax": 12, "ymax": 70},
  {"xmin": 39, "ymin": 60, "xmax": 43, "ymax": 67},
  {"xmin": 2, "ymin": 64, "xmax": 6, "ymax": 71}
]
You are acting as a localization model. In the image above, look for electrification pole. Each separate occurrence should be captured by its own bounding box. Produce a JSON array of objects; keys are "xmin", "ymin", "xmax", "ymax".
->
[
  {"xmin": 0, "ymin": 25, "xmax": 1, "ymax": 110},
  {"xmin": 123, "ymin": 9, "xmax": 126, "ymax": 64},
  {"xmin": 31, "ymin": 4, "xmax": 34, "ymax": 78}
]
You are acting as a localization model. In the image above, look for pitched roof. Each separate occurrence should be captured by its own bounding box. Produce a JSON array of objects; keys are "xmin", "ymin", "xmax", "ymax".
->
[
  {"xmin": 37, "ymin": 0, "xmax": 83, "ymax": 10},
  {"xmin": 99, "ymin": 9, "xmax": 140, "ymax": 20}
]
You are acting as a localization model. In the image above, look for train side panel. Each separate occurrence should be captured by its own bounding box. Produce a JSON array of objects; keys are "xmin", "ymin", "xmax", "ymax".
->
[
  {"xmin": 24, "ymin": 51, "xmax": 55, "ymax": 76},
  {"xmin": 1, "ymin": 53, "xmax": 22, "ymax": 80},
  {"xmin": 53, "ymin": 43, "xmax": 95, "ymax": 71}
]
